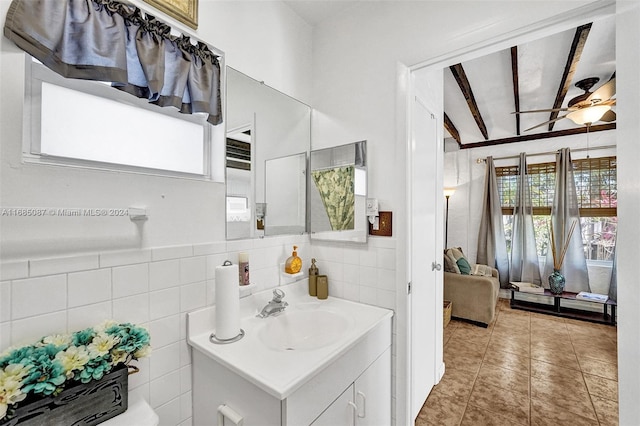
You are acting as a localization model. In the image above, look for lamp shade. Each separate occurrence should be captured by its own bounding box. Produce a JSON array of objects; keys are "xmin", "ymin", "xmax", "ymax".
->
[
  {"xmin": 567, "ymin": 105, "xmax": 611, "ymax": 125},
  {"xmin": 443, "ymin": 188, "xmax": 456, "ymax": 197}
]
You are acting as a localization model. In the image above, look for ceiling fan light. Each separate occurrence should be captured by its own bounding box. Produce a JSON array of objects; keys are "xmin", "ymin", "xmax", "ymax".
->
[{"xmin": 567, "ymin": 105, "xmax": 612, "ymax": 125}]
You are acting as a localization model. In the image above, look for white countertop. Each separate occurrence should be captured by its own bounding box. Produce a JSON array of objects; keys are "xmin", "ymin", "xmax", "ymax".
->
[{"xmin": 187, "ymin": 280, "xmax": 393, "ymax": 400}]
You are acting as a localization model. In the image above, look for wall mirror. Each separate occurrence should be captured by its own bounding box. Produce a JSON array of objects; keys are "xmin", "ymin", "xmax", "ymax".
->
[
  {"xmin": 225, "ymin": 67, "xmax": 311, "ymax": 240},
  {"xmin": 310, "ymin": 141, "xmax": 367, "ymax": 243}
]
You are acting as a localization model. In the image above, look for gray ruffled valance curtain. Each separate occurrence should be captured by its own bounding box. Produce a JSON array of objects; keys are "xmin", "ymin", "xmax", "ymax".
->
[
  {"xmin": 543, "ymin": 148, "xmax": 590, "ymax": 292},
  {"xmin": 3, "ymin": 0, "xmax": 222, "ymax": 125},
  {"xmin": 477, "ymin": 156, "xmax": 510, "ymax": 288},
  {"xmin": 510, "ymin": 153, "xmax": 542, "ymax": 285}
]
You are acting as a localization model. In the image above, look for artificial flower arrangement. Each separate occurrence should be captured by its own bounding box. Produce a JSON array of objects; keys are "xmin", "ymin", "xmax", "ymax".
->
[{"xmin": 0, "ymin": 321, "xmax": 151, "ymax": 422}]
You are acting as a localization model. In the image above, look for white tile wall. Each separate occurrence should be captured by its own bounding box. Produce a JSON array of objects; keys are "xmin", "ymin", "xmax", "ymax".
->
[{"xmin": 0, "ymin": 234, "xmax": 397, "ymax": 426}]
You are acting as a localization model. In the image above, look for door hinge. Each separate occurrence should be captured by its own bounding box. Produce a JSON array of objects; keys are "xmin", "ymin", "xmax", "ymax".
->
[{"xmin": 408, "ymin": 281, "xmax": 412, "ymax": 294}]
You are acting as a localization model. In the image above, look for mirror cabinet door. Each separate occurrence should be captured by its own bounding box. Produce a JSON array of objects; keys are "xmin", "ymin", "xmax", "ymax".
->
[
  {"xmin": 310, "ymin": 141, "xmax": 367, "ymax": 243},
  {"xmin": 225, "ymin": 67, "xmax": 311, "ymax": 240}
]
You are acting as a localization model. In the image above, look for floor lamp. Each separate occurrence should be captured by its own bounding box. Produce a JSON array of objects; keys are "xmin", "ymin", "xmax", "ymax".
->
[{"xmin": 443, "ymin": 188, "xmax": 456, "ymax": 248}]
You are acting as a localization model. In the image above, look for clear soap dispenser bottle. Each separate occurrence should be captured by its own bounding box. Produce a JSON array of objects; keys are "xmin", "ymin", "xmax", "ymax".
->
[
  {"xmin": 308, "ymin": 258, "xmax": 319, "ymax": 296},
  {"xmin": 285, "ymin": 245, "xmax": 302, "ymax": 274}
]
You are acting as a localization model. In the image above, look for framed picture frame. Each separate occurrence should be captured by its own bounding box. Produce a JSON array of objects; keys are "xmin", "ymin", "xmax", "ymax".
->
[{"xmin": 144, "ymin": 0, "xmax": 198, "ymax": 29}]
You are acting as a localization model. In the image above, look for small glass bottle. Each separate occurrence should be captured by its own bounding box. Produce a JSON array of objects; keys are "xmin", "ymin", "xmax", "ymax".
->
[
  {"xmin": 309, "ymin": 258, "xmax": 319, "ymax": 296},
  {"xmin": 238, "ymin": 252, "xmax": 250, "ymax": 286},
  {"xmin": 285, "ymin": 245, "xmax": 302, "ymax": 274}
]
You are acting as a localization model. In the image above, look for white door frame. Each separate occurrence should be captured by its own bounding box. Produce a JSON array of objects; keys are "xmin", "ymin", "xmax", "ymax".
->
[{"xmin": 397, "ymin": 2, "xmax": 617, "ymax": 424}]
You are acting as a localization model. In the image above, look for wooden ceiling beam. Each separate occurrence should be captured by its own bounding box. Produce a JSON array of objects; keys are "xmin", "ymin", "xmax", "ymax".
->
[
  {"xmin": 548, "ymin": 23, "xmax": 592, "ymax": 131},
  {"xmin": 460, "ymin": 123, "xmax": 615, "ymax": 149},
  {"xmin": 510, "ymin": 46, "xmax": 521, "ymax": 136},
  {"xmin": 444, "ymin": 112, "xmax": 462, "ymax": 147},
  {"xmin": 449, "ymin": 63, "xmax": 489, "ymax": 140}
]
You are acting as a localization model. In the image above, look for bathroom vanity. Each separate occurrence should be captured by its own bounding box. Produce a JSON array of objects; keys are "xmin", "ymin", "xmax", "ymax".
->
[{"xmin": 187, "ymin": 282, "xmax": 393, "ymax": 425}]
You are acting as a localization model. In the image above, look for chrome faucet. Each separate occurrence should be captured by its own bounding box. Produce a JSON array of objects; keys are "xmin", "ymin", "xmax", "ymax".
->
[{"xmin": 257, "ymin": 289, "xmax": 288, "ymax": 318}]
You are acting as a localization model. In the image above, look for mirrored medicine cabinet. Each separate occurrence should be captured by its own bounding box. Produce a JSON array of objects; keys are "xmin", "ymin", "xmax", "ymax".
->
[
  {"xmin": 310, "ymin": 141, "xmax": 368, "ymax": 243},
  {"xmin": 225, "ymin": 67, "xmax": 311, "ymax": 240}
]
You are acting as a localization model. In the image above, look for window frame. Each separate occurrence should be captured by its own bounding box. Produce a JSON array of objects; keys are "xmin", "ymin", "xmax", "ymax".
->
[
  {"xmin": 496, "ymin": 156, "xmax": 617, "ymax": 218},
  {"xmin": 496, "ymin": 155, "xmax": 617, "ymax": 261},
  {"xmin": 23, "ymin": 56, "xmax": 215, "ymax": 181}
]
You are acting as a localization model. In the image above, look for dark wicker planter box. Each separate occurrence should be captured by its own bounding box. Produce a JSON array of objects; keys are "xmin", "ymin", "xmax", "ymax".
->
[{"xmin": 1, "ymin": 364, "xmax": 128, "ymax": 426}]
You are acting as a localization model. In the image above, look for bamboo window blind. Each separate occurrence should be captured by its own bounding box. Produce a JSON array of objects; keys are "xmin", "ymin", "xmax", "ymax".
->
[{"xmin": 495, "ymin": 156, "xmax": 617, "ymax": 217}]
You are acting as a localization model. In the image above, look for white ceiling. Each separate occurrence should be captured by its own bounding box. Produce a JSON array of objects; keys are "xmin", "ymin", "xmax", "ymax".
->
[
  {"xmin": 283, "ymin": 1, "xmax": 360, "ymax": 26},
  {"xmin": 444, "ymin": 13, "xmax": 616, "ymax": 146},
  {"xmin": 282, "ymin": 2, "xmax": 616, "ymax": 148}
]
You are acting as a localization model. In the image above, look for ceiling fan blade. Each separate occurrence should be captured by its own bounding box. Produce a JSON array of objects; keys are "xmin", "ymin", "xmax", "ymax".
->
[
  {"xmin": 523, "ymin": 114, "xmax": 569, "ymax": 132},
  {"xmin": 588, "ymin": 77, "xmax": 616, "ymax": 102},
  {"xmin": 599, "ymin": 98, "xmax": 617, "ymax": 107},
  {"xmin": 600, "ymin": 110, "xmax": 616, "ymax": 122},
  {"xmin": 512, "ymin": 107, "xmax": 570, "ymax": 114}
]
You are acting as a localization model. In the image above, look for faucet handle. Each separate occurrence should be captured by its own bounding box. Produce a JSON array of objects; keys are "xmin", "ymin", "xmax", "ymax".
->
[{"xmin": 272, "ymin": 288, "xmax": 285, "ymax": 302}]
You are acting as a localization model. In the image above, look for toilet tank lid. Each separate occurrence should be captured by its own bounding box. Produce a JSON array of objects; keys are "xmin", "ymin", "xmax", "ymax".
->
[{"xmin": 101, "ymin": 394, "xmax": 159, "ymax": 426}]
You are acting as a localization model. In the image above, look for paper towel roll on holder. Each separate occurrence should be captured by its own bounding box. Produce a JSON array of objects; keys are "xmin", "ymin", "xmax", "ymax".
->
[
  {"xmin": 210, "ymin": 260, "xmax": 245, "ymax": 344},
  {"xmin": 210, "ymin": 329, "xmax": 244, "ymax": 344}
]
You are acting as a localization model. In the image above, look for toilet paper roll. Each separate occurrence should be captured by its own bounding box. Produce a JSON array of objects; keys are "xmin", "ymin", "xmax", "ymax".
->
[{"xmin": 215, "ymin": 262, "xmax": 240, "ymax": 340}]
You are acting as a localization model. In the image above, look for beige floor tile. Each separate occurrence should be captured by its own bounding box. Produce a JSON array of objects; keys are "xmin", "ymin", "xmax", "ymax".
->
[
  {"xmin": 529, "ymin": 338, "xmax": 573, "ymax": 354},
  {"xmin": 591, "ymin": 394, "xmax": 619, "ymax": 426},
  {"xmin": 468, "ymin": 381, "xmax": 530, "ymax": 425},
  {"xmin": 530, "ymin": 359, "xmax": 588, "ymax": 393},
  {"xmin": 577, "ymin": 355, "xmax": 618, "ymax": 380},
  {"xmin": 487, "ymin": 335, "xmax": 530, "ymax": 357},
  {"xmin": 530, "ymin": 343, "xmax": 581, "ymax": 371},
  {"xmin": 432, "ymin": 366, "xmax": 477, "ymax": 400},
  {"xmin": 530, "ymin": 398, "xmax": 599, "ymax": 426},
  {"xmin": 583, "ymin": 373, "xmax": 618, "ymax": 401},
  {"xmin": 461, "ymin": 404, "xmax": 521, "ymax": 426},
  {"xmin": 482, "ymin": 348, "xmax": 531, "ymax": 375},
  {"xmin": 476, "ymin": 362, "xmax": 529, "ymax": 396},
  {"xmin": 573, "ymin": 342, "xmax": 618, "ymax": 364},
  {"xmin": 416, "ymin": 389, "xmax": 466, "ymax": 426},
  {"xmin": 530, "ymin": 376, "xmax": 597, "ymax": 420},
  {"xmin": 448, "ymin": 328, "xmax": 492, "ymax": 348},
  {"xmin": 423, "ymin": 304, "xmax": 620, "ymax": 426}
]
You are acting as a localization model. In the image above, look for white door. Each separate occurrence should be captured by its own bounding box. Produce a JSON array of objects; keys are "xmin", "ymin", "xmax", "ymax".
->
[{"xmin": 409, "ymin": 95, "xmax": 442, "ymax": 420}]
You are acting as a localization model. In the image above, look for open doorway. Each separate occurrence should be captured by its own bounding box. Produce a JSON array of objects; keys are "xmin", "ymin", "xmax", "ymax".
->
[{"xmin": 405, "ymin": 2, "xmax": 621, "ymax": 424}]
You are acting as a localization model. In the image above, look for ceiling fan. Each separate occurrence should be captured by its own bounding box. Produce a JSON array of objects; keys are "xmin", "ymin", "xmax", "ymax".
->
[{"xmin": 515, "ymin": 74, "xmax": 616, "ymax": 132}]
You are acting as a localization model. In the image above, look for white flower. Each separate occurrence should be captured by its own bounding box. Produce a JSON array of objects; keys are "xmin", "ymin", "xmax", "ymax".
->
[
  {"xmin": 55, "ymin": 346, "xmax": 91, "ymax": 377},
  {"xmin": 0, "ymin": 364, "xmax": 30, "ymax": 420},
  {"xmin": 110, "ymin": 350, "xmax": 128, "ymax": 365},
  {"xmin": 88, "ymin": 332, "xmax": 120, "ymax": 357},
  {"xmin": 133, "ymin": 345, "xmax": 152, "ymax": 359},
  {"xmin": 41, "ymin": 333, "xmax": 72, "ymax": 347},
  {"xmin": 93, "ymin": 320, "xmax": 118, "ymax": 333}
]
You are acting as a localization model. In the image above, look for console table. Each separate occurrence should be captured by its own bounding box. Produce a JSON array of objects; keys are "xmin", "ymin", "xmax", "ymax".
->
[{"xmin": 510, "ymin": 288, "xmax": 616, "ymax": 326}]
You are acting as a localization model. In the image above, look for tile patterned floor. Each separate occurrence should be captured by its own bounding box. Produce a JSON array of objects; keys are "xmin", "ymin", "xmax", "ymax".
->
[{"xmin": 417, "ymin": 298, "xmax": 619, "ymax": 426}]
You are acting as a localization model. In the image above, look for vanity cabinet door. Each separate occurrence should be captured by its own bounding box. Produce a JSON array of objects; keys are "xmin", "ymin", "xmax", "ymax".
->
[
  {"xmin": 354, "ymin": 347, "xmax": 391, "ymax": 426},
  {"xmin": 310, "ymin": 385, "xmax": 355, "ymax": 426}
]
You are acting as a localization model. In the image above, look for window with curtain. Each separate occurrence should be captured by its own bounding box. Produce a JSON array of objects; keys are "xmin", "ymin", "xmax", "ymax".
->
[{"xmin": 496, "ymin": 156, "xmax": 617, "ymax": 261}]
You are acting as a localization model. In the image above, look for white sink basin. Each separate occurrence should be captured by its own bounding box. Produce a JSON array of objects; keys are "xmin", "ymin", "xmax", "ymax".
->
[{"xmin": 258, "ymin": 309, "xmax": 350, "ymax": 351}]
